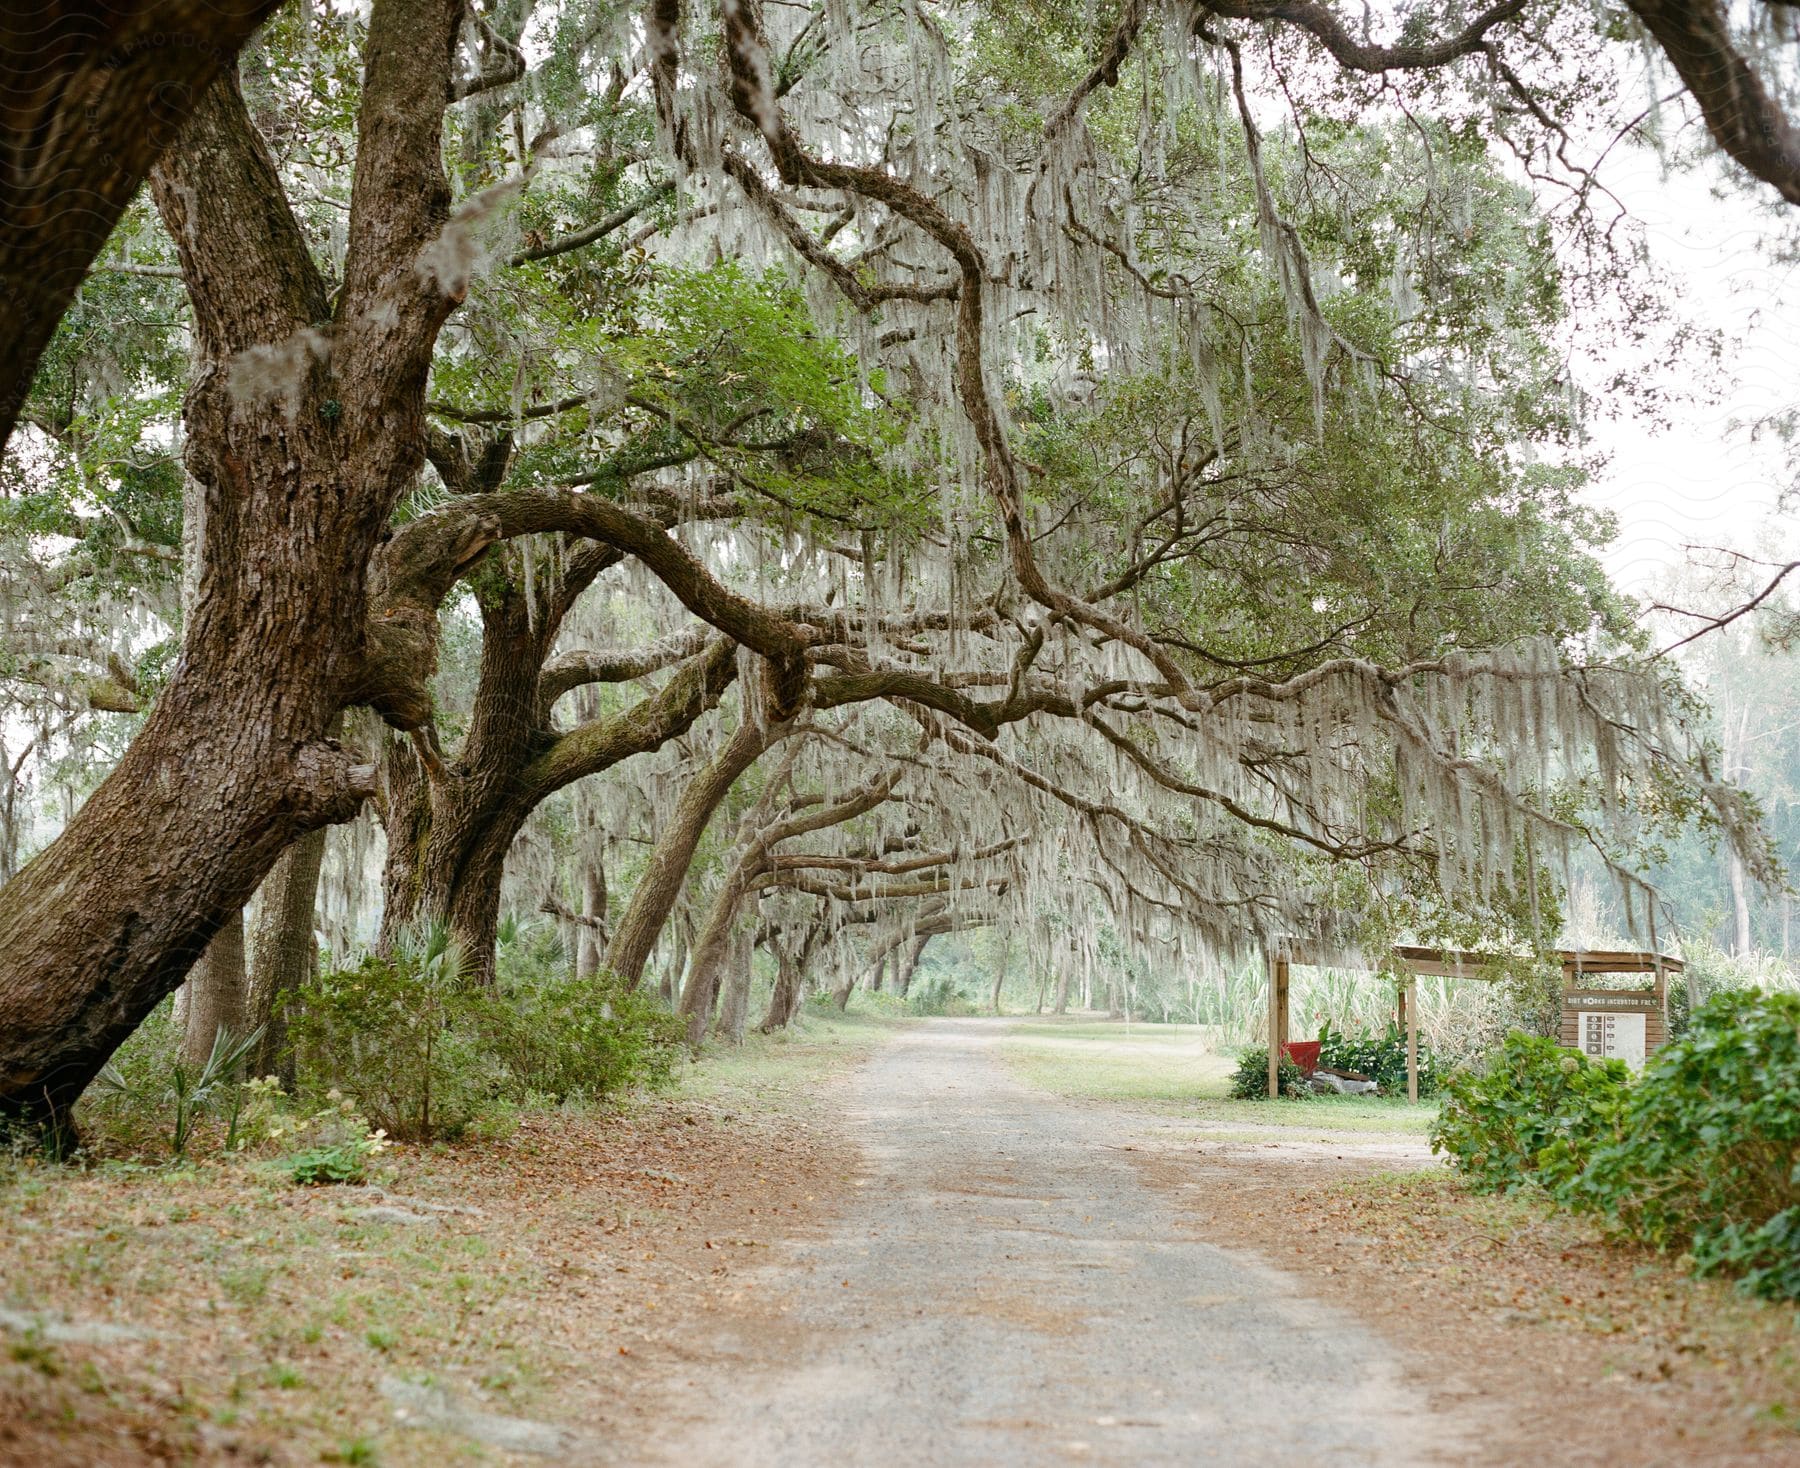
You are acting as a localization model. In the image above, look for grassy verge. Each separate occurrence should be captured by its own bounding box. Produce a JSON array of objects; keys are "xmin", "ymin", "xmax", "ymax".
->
[
  {"xmin": 680, "ymin": 1007, "xmax": 909, "ymax": 1116},
  {"xmin": 0, "ymin": 1017, "xmax": 896, "ymax": 1467},
  {"xmin": 998, "ymin": 1014, "xmax": 1437, "ymax": 1136}
]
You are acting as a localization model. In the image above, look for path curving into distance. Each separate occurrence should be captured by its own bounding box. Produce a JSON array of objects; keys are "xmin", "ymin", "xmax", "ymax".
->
[{"xmin": 638, "ymin": 1018, "xmax": 1467, "ymax": 1467}]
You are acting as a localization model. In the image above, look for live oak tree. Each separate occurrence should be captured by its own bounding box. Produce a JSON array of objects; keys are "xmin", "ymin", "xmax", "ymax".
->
[
  {"xmin": 1, "ymin": 0, "xmax": 1796, "ymax": 1132},
  {"xmin": 0, "ymin": 0, "xmax": 474, "ymax": 1133}
]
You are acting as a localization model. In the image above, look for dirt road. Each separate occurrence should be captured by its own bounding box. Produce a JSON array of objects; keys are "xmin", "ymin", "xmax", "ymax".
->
[{"xmin": 640, "ymin": 1019, "xmax": 1469, "ymax": 1466}]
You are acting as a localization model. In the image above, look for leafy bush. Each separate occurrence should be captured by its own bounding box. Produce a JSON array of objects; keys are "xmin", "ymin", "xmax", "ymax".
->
[
  {"xmin": 1556, "ymin": 991, "xmax": 1800, "ymax": 1300},
  {"xmin": 483, "ymin": 970, "xmax": 685, "ymax": 1104},
  {"xmin": 1317, "ymin": 1019, "xmax": 1443, "ymax": 1098},
  {"xmin": 285, "ymin": 931, "xmax": 501, "ymax": 1143},
  {"xmin": 288, "ymin": 926, "xmax": 688, "ymax": 1140},
  {"xmin": 1429, "ymin": 1032, "xmax": 1632, "ymax": 1193},
  {"xmin": 906, "ymin": 976, "xmax": 977, "ymax": 1016},
  {"xmin": 1227, "ymin": 1047, "xmax": 1311, "ymax": 1099}
]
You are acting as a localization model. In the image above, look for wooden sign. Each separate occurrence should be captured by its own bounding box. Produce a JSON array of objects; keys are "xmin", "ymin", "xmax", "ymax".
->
[{"xmin": 1558, "ymin": 987, "xmax": 1666, "ymax": 1069}]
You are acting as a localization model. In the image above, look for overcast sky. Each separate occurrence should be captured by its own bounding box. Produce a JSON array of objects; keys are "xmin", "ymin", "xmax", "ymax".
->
[{"xmin": 1571, "ymin": 147, "xmax": 1799, "ymax": 605}]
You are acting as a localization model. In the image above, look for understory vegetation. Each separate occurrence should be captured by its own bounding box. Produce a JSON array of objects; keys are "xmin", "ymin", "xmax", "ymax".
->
[
  {"xmin": 73, "ymin": 926, "xmax": 684, "ymax": 1163},
  {"xmin": 1, "ymin": 0, "xmax": 1799, "ymax": 1456},
  {"xmin": 0, "ymin": 1014, "xmax": 877, "ymax": 1466},
  {"xmin": 288, "ymin": 931, "xmax": 684, "ymax": 1143},
  {"xmin": 1227, "ymin": 1018, "xmax": 1447, "ymax": 1100},
  {"xmin": 1433, "ymin": 992, "xmax": 1800, "ymax": 1300}
]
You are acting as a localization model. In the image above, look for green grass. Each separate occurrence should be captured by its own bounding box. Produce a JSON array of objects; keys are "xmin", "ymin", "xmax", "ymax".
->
[
  {"xmin": 675, "ymin": 1009, "xmax": 910, "ymax": 1116},
  {"xmin": 1000, "ymin": 1015, "xmax": 1437, "ymax": 1136}
]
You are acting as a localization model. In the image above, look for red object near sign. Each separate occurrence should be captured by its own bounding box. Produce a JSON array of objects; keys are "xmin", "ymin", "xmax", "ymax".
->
[{"xmin": 1282, "ymin": 1041, "xmax": 1321, "ymax": 1074}]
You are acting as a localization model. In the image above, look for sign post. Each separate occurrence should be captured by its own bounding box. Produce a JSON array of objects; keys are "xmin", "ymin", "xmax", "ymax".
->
[
  {"xmin": 1560, "ymin": 989, "xmax": 1664, "ymax": 1067},
  {"xmin": 1266, "ymin": 954, "xmax": 1289, "ymax": 1099}
]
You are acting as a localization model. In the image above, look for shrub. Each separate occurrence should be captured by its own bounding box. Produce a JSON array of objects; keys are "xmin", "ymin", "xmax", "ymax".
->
[
  {"xmin": 906, "ymin": 976, "xmax": 977, "ymax": 1016},
  {"xmin": 1558, "ymin": 990, "xmax": 1800, "ymax": 1300},
  {"xmin": 1227, "ymin": 1047, "xmax": 1311, "ymax": 1099},
  {"xmin": 1317, "ymin": 1019, "xmax": 1443, "ymax": 1097},
  {"xmin": 1429, "ymin": 1032, "xmax": 1632, "ymax": 1193},
  {"xmin": 287, "ymin": 1141, "xmax": 377, "ymax": 1186},
  {"xmin": 288, "ymin": 926, "xmax": 689, "ymax": 1139},
  {"xmin": 284, "ymin": 931, "xmax": 501, "ymax": 1143},
  {"xmin": 483, "ymin": 970, "xmax": 685, "ymax": 1104}
]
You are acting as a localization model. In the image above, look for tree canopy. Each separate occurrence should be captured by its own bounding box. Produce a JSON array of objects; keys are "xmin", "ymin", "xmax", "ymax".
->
[{"xmin": 0, "ymin": 0, "xmax": 1795, "ymax": 1131}]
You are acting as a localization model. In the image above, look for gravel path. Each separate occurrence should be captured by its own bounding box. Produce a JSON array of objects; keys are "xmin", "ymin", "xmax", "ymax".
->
[{"xmin": 644, "ymin": 1019, "xmax": 1468, "ymax": 1466}]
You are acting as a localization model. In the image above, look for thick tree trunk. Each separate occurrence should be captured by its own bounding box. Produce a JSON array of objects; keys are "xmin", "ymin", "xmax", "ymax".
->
[
  {"xmin": 607, "ymin": 711, "xmax": 780, "ymax": 986},
  {"xmin": 176, "ymin": 430, "xmax": 253, "ymax": 1075},
  {"xmin": 894, "ymin": 932, "xmax": 931, "ymax": 998},
  {"xmin": 247, "ymin": 826, "xmax": 328, "ymax": 1086},
  {"xmin": 679, "ymin": 864, "xmax": 755, "ymax": 1046},
  {"xmin": 1053, "ymin": 963, "xmax": 1072, "ymax": 1015},
  {"xmin": 718, "ymin": 927, "xmax": 752, "ymax": 1045},
  {"xmin": 0, "ymin": 2, "xmax": 464, "ymax": 1138},
  {"xmin": 379, "ymin": 631, "xmax": 735, "ymax": 984},
  {"xmin": 758, "ymin": 925, "xmax": 818, "ymax": 1033},
  {"xmin": 0, "ymin": 1, "xmax": 284, "ymax": 453},
  {"xmin": 760, "ymin": 958, "xmax": 803, "ymax": 1032},
  {"xmin": 377, "ymin": 575, "xmax": 548, "ymax": 975},
  {"xmin": 180, "ymin": 912, "xmax": 248, "ymax": 1070}
]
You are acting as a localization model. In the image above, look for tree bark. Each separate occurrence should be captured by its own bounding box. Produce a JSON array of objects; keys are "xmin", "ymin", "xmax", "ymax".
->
[
  {"xmin": 576, "ymin": 858, "xmax": 607, "ymax": 980},
  {"xmin": 758, "ymin": 924, "xmax": 819, "ymax": 1032},
  {"xmin": 247, "ymin": 826, "xmax": 328, "ymax": 1086},
  {"xmin": 180, "ymin": 912, "xmax": 248, "ymax": 1070},
  {"xmin": 607, "ymin": 708, "xmax": 782, "ymax": 986},
  {"xmin": 1729, "ymin": 846, "xmax": 1754, "ymax": 957},
  {"xmin": 377, "ymin": 613, "xmax": 736, "ymax": 984},
  {"xmin": 894, "ymin": 932, "xmax": 931, "ymax": 998},
  {"xmin": 0, "ymin": 1, "xmax": 285, "ymax": 453},
  {"xmin": 679, "ymin": 862, "xmax": 756, "ymax": 1045},
  {"xmin": 1623, "ymin": 0, "xmax": 1800, "ymax": 209},
  {"xmin": 718, "ymin": 925, "xmax": 753, "ymax": 1045},
  {"xmin": 660, "ymin": 914, "xmax": 692, "ymax": 1008},
  {"xmin": 0, "ymin": 1, "xmax": 465, "ymax": 1137}
]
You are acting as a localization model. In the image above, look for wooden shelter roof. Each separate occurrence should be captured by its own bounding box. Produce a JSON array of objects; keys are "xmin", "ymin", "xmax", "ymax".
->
[
  {"xmin": 1392, "ymin": 945, "xmax": 1685, "ymax": 980},
  {"xmin": 1281, "ymin": 943, "xmax": 1684, "ymax": 979}
]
